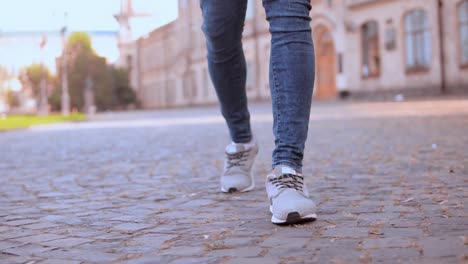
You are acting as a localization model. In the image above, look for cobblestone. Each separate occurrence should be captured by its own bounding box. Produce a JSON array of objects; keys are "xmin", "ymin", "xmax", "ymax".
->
[{"xmin": 1, "ymin": 100, "xmax": 467, "ymax": 263}]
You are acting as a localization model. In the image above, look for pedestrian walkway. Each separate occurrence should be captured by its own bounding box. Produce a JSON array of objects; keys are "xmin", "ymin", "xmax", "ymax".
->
[{"xmin": 0, "ymin": 100, "xmax": 467, "ymax": 263}]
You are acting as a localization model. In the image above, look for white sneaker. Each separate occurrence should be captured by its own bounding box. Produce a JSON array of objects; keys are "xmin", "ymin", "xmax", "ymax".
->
[
  {"xmin": 266, "ymin": 165, "xmax": 317, "ymax": 224},
  {"xmin": 220, "ymin": 140, "xmax": 259, "ymax": 193}
]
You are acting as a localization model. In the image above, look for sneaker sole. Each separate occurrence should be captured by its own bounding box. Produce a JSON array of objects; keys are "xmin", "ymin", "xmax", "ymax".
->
[
  {"xmin": 220, "ymin": 179, "xmax": 255, "ymax": 193},
  {"xmin": 269, "ymin": 206, "xmax": 317, "ymax": 225},
  {"xmin": 271, "ymin": 212, "xmax": 317, "ymax": 225}
]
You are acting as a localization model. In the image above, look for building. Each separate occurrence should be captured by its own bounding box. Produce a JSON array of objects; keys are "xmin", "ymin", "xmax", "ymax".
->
[{"xmin": 123, "ymin": 0, "xmax": 468, "ymax": 109}]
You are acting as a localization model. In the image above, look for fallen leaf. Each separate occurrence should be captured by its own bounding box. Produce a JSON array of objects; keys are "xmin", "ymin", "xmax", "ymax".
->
[{"xmin": 403, "ymin": 197, "xmax": 414, "ymax": 203}]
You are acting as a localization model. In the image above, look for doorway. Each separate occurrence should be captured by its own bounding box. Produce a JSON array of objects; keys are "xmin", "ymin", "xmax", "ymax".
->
[{"xmin": 313, "ymin": 25, "xmax": 337, "ymax": 99}]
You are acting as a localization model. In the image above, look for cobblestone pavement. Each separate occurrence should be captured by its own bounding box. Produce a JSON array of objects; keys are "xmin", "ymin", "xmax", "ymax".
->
[{"xmin": 1, "ymin": 99, "xmax": 467, "ymax": 264}]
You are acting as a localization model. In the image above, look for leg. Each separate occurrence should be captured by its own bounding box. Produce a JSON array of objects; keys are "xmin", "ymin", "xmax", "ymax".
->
[
  {"xmin": 263, "ymin": 0, "xmax": 315, "ymax": 172},
  {"xmin": 201, "ymin": 0, "xmax": 257, "ymax": 193},
  {"xmin": 263, "ymin": 0, "xmax": 317, "ymax": 224},
  {"xmin": 200, "ymin": 0, "xmax": 251, "ymax": 143}
]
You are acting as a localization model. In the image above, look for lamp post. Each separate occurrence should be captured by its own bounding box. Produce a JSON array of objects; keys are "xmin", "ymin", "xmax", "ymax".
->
[
  {"xmin": 38, "ymin": 36, "xmax": 49, "ymax": 116},
  {"xmin": 60, "ymin": 13, "xmax": 70, "ymax": 116}
]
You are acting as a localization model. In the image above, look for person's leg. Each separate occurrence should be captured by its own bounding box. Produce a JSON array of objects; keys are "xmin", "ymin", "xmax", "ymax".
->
[
  {"xmin": 200, "ymin": 0, "xmax": 251, "ymax": 144},
  {"xmin": 201, "ymin": 0, "xmax": 258, "ymax": 193},
  {"xmin": 263, "ymin": 0, "xmax": 317, "ymax": 224},
  {"xmin": 263, "ymin": 0, "xmax": 315, "ymax": 172}
]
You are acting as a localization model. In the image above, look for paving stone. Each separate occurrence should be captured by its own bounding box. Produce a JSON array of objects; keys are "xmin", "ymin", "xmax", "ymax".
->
[
  {"xmin": 225, "ymin": 257, "xmax": 280, "ymax": 264},
  {"xmin": 0, "ymin": 101, "xmax": 466, "ymax": 263},
  {"xmin": 369, "ymin": 248, "xmax": 421, "ymax": 260},
  {"xmin": 125, "ymin": 233, "xmax": 178, "ymax": 250},
  {"xmin": 0, "ymin": 240, "xmax": 27, "ymax": 250},
  {"xmin": 112, "ymin": 223, "xmax": 154, "ymax": 233},
  {"xmin": 362, "ymin": 237, "xmax": 415, "ymax": 249},
  {"xmin": 427, "ymin": 224, "xmax": 468, "ymax": 237},
  {"xmin": 120, "ymin": 255, "xmax": 175, "ymax": 264},
  {"xmin": 35, "ymin": 248, "xmax": 121, "ymax": 263},
  {"xmin": 313, "ymin": 245, "xmax": 361, "ymax": 263},
  {"xmin": 357, "ymin": 212, "xmax": 400, "ymax": 222},
  {"xmin": 222, "ymin": 237, "xmax": 260, "ymax": 247},
  {"xmin": 41, "ymin": 237, "xmax": 94, "ymax": 248},
  {"xmin": 15, "ymin": 233, "xmax": 66, "ymax": 243},
  {"xmin": 380, "ymin": 227, "xmax": 424, "ymax": 237},
  {"xmin": 1, "ymin": 243, "xmax": 57, "ymax": 256},
  {"xmin": 261, "ymin": 237, "xmax": 310, "ymax": 247},
  {"xmin": 0, "ymin": 255, "xmax": 44, "ymax": 264},
  {"xmin": 22, "ymin": 222, "xmax": 63, "ymax": 230},
  {"xmin": 3, "ymin": 219, "xmax": 40, "ymax": 227},
  {"xmin": 0, "ymin": 229, "xmax": 36, "ymax": 239},
  {"xmin": 160, "ymin": 246, "xmax": 205, "ymax": 256},
  {"xmin": 323, "ymin": 227, "xmax": 369, "ymax": 238},
  {"xmin": 207, "ymin": 247, "xmax": 263, "ymax": 258},
  {"xmin": 169, "ymin": 256, "xmax": 221, "ymax": 264},
  {"xmin": 37, "ymin": 259, "xmax": 82, "ymax": 264},
  {"xmin": 419, "ymin": 236, "xmax": 466, "ymax": 258},
  {"xmin": 0, "ymin": 226, "xmax": 10, "ymax": 233}
]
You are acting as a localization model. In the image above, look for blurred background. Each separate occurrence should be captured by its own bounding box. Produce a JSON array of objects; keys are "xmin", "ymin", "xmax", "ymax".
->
[{"xmin": 0, "ymin": 0, "xmax": 467, "ymax": 125}]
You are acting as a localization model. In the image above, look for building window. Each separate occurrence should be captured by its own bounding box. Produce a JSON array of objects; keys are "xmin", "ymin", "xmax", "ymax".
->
[
  {"xmin": 404, "ymin": 9, "xmax": 431, "ymax": 71},
  {"xmin": 459, "ymin": 0, "xmax": 468, "ymax": 66},
  {"xmin": 361, "ymin": 21, "xmax": 380, "ymax": 78}
]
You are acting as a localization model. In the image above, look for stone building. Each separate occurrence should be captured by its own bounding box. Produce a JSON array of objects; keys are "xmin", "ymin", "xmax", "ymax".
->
[{"xmin": 123, "ymin": 0, "xmax": 468, "ymax": 109}]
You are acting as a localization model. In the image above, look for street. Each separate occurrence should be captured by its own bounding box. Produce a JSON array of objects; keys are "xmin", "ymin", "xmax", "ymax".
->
[{"xmin": 1, "ymin": 99, "xmax": 467, "ymax": 263}]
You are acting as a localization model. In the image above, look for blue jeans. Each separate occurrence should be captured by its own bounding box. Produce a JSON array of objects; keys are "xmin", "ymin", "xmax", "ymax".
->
[{"xmin": 201, "ymin": 0, "xmax": 315, "ymax": 172}]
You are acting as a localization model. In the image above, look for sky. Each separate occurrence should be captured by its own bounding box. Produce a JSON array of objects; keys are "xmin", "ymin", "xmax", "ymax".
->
[
  {"xmin": 0, "ymin": 0, "xmax": 178, "ymax": 33},
  {"xmin": 0, "ymin": 0, "xmax": 178, "ymax": 74}
]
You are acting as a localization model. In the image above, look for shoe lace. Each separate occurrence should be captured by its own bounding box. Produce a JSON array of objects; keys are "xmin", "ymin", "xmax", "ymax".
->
[
  {"xmin": 226, "ymin": 150, "xmax": 249, "ymax": 169},
  {"xmin": 269, "ymin": 173, "xmax": 304, "ymax": 191}
]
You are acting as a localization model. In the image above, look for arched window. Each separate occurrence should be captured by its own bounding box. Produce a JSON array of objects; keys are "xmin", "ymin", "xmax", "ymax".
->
[
  {"xmin": 361, "ymin": 21, "xmax": 380, "ymax": 78},
  {"xmin": 404, "ymin": 9, "xmax": 431, "ymax": 71},
  {"xmin": 459, "ymin": 0, "xmax": 468, "ymax": 66}
]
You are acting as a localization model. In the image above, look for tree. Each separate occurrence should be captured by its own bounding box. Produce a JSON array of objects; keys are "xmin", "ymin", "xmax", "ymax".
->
[
  {"xmin": 0, "ymin": 66, "xmax": 8, "ymax": 90},
  {"xmin": 19, "ymin": 63, "xmax": 54, "ymax": 99},
  {"xmin": 6, "ymin": 90, "xmax": 20, "ymax": 108},
  {"xmin": 53, "ymin": 32, "xmax": 138, "ymax": 112},
  {"xmin": 109, "ymin": 66, "xmax": 137, "ymax": 109},
  {"xmin": 54, "ymin": 32, "xmax": 113, "ymax": 111}
]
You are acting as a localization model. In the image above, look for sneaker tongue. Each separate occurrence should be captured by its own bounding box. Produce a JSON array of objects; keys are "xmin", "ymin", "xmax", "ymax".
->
[{"xmin": 225, "ymin": 143, "xmax": 245, "ymax": 154}]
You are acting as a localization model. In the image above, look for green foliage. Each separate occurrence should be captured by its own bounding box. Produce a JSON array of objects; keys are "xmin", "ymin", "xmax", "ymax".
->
[
  {"xmin": 54, "ymin": 32, "xmax": 137, "ymax": 111},
  {"xmin": 110, "ymin": 67, "xmax": 138, "ymax": 109},
  {"xmin": 64, "ymin": 32, "xmax": 96, "ymax": 110},
  {"xmin": 48, "ymin": 85, "xmax": 61, "ymax": 112},
  {"xmin": 67, "ymin": 32, "xmax": 93, "ymax": 54},
  {"xmin": 93, "ymin": 57, "xmax": 113, "ymax": 111},
  {"xmin": 19, "ymin": 63, "xmax": 54, "ymax": 98},
  {"xmin": 52, "ymin": 32, "xmax": 138, "ymax": 112},
  {"xmin": 6, "ymin": 90, "xmax": 20, "ymax": 108}
]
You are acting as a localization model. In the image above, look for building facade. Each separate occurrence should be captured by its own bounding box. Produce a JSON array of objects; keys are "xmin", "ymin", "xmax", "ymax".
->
[{"xmin": 125, "ymin": 0, "xmax": 468, "ymax": 109}]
